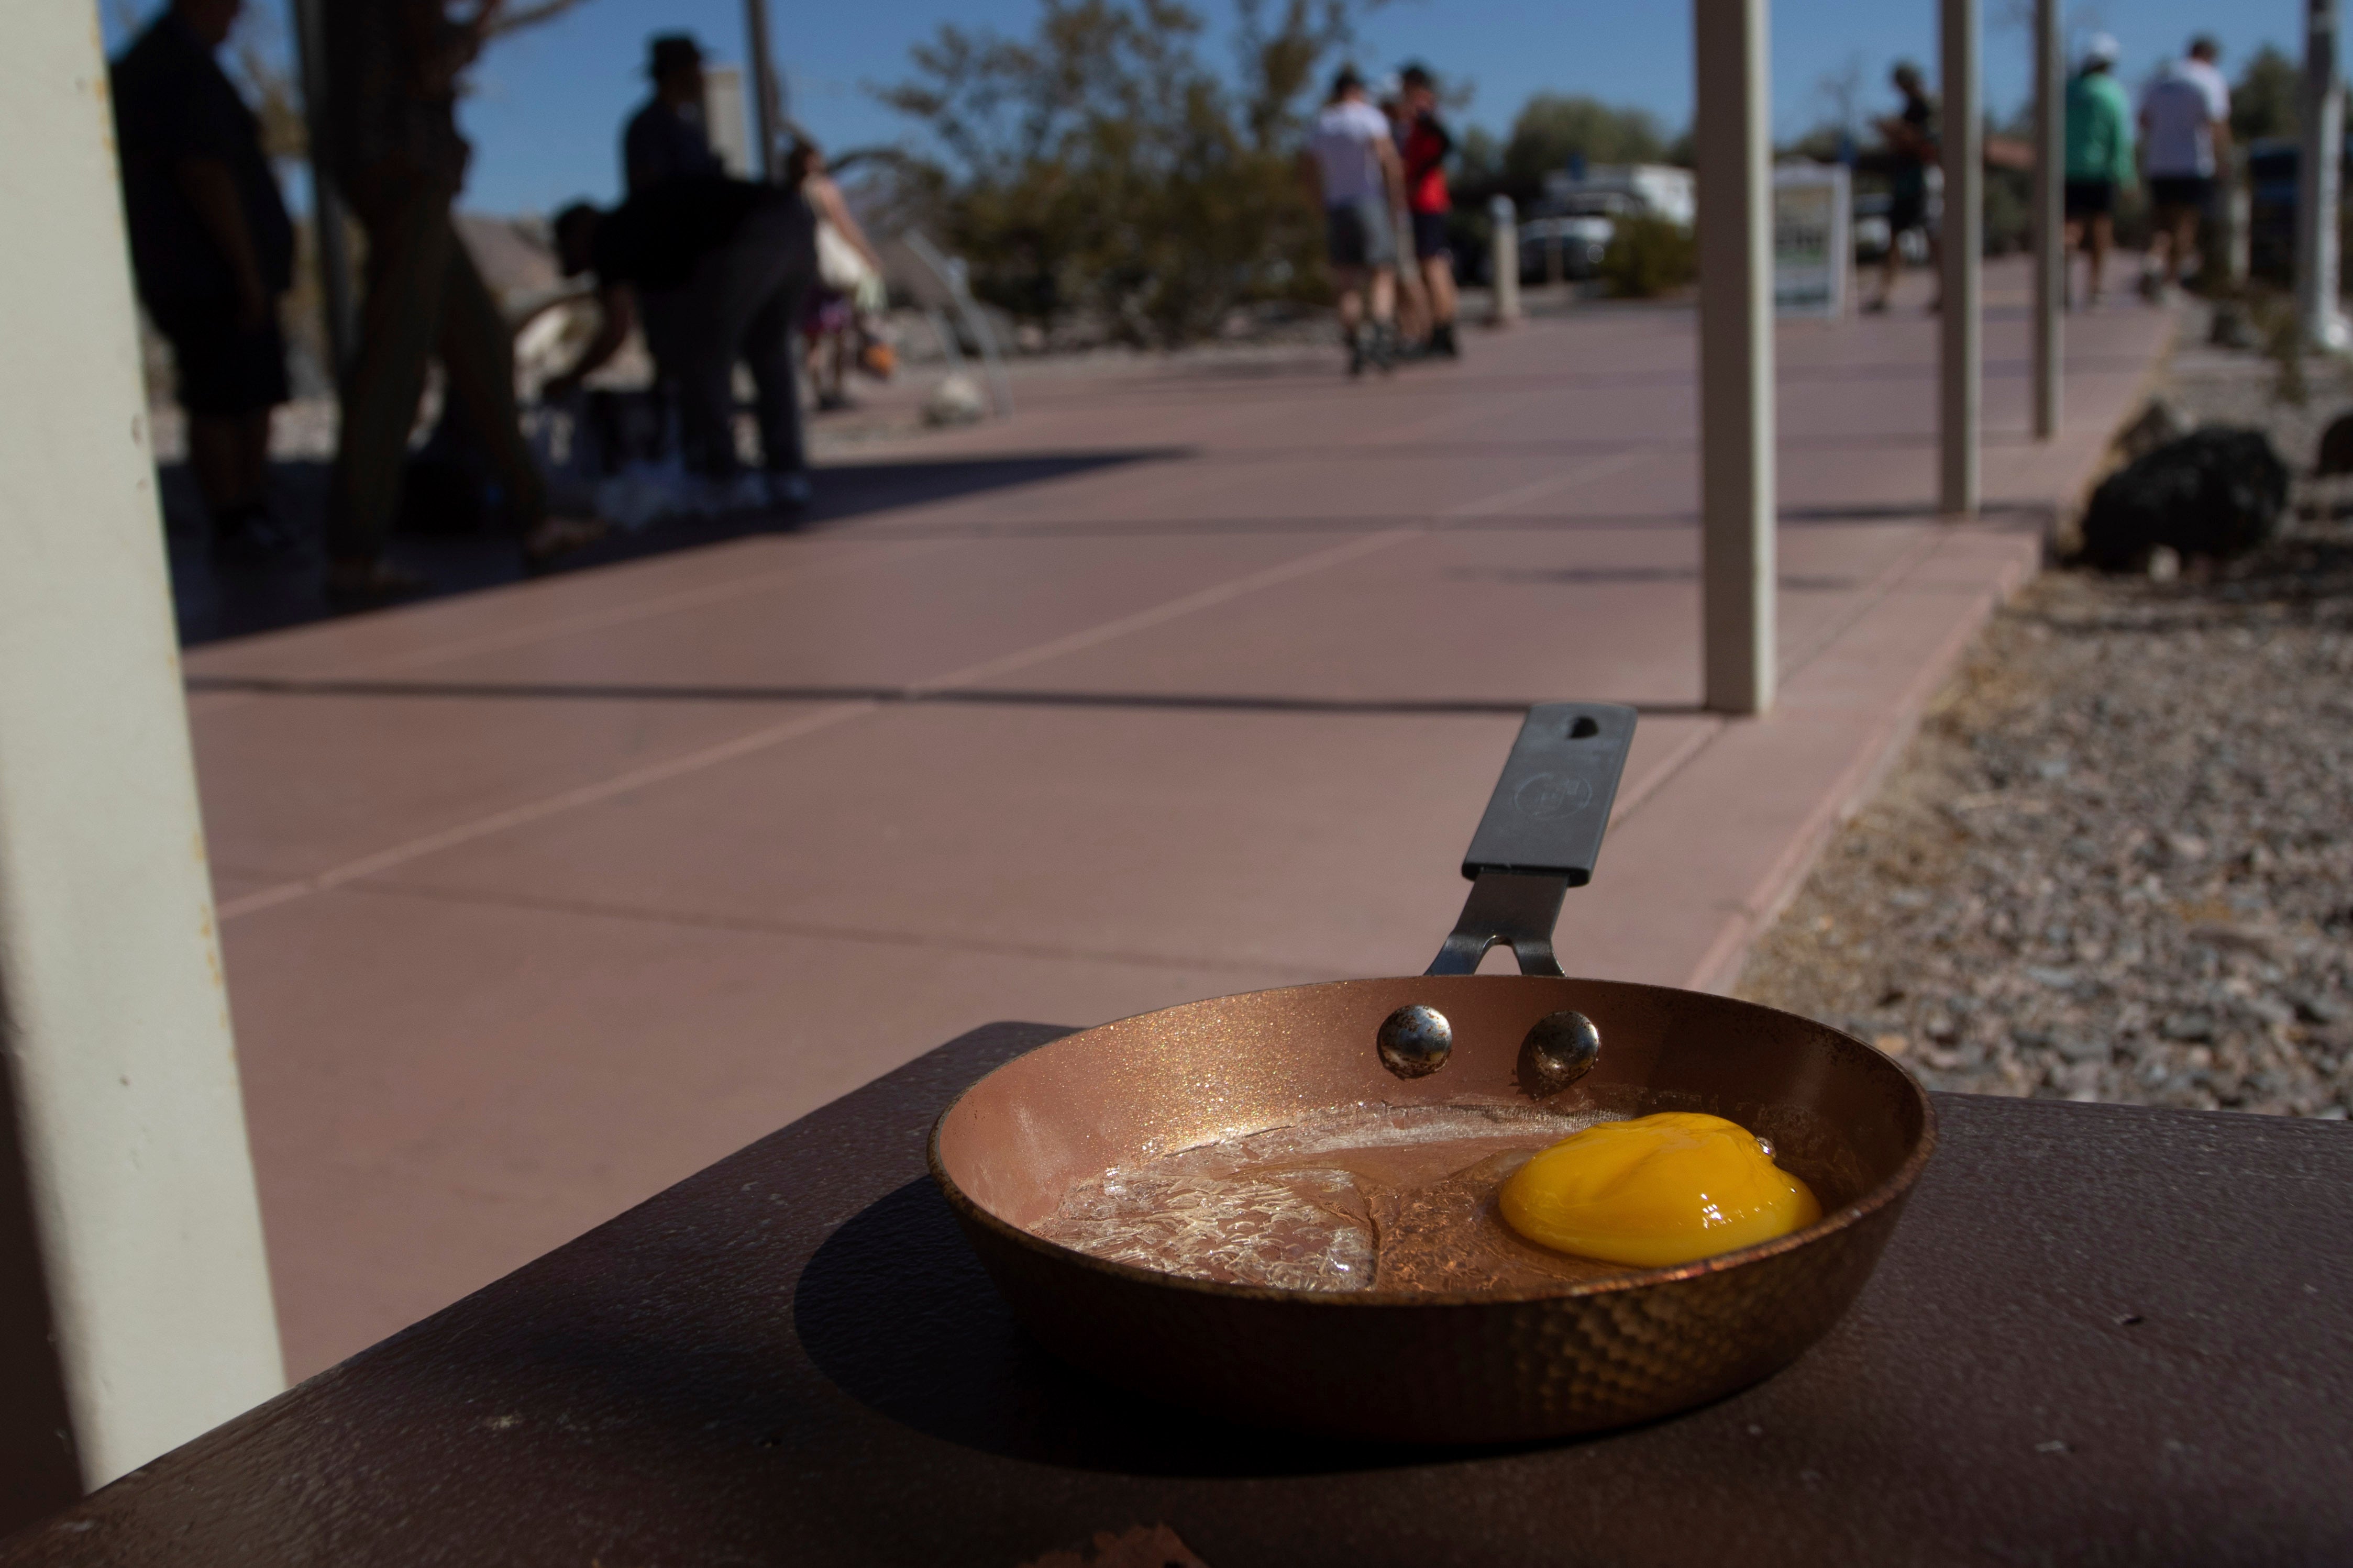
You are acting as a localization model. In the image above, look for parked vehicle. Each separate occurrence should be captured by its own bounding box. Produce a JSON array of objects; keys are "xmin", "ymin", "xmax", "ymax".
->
[
  {"xmin": 1514, "ymin": 164, "xmax": 1696, "ymax": 285},
  {"xmin": 1517, "ymin": 214, "xmax": 1615, "ymax": 282},
  {"xmin": 1541, "ymin": 164, "xmax": 1697, "ymax": 227}
]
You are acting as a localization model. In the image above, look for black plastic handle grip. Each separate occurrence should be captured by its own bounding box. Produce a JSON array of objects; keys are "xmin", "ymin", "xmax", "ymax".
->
[{"xmin": 1459, "ymin": 703, "xmax": 1638, "ymax": 885}]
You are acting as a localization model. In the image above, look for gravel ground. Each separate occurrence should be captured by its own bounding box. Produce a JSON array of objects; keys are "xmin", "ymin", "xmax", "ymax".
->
[{"xmin": 1738, "ymin": 318, "xmax": 2353, "ymax": 1117}]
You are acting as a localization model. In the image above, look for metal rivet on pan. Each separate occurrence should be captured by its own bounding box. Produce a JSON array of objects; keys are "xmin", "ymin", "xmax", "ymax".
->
[
  {"xmin": 1518, "ymin": 1009, "xmax": 1601, "ymax": 1097},
  {"xmin": 1377, "ymin": 1004, "xmax": 1453, "ymax": 1078}
]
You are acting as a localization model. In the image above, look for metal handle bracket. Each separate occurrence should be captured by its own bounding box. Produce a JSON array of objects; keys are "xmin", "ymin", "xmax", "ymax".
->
[{"xmin": 1428, "ymin": 703, "xmax": 1637, "ymax": 976}]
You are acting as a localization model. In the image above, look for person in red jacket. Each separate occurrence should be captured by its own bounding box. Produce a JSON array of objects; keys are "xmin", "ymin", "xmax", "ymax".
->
[{"xmin": 1397, "ymin": 63, "xmax": 1459, "ymax": 358}]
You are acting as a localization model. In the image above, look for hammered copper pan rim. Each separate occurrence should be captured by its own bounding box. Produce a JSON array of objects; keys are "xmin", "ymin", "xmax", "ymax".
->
[{"xmin": 927, "ymin": 981, "xmax": 1938, "ymax": 1311}]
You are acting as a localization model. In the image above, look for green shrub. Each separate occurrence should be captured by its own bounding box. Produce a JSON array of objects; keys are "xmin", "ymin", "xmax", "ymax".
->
[{"xmin": 1599, "ymin": 213, "xmax": 1696, "ymax": 298}]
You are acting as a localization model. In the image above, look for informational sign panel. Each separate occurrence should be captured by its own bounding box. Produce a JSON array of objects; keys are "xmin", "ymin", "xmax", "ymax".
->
[{"xmin": 1773, "ymin": 163, "xmax": 1852, "ymax": 317}]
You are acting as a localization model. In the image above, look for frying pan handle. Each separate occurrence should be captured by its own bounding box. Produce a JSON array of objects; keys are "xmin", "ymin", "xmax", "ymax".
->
[{"xmin": 1427, "ymin": 702, "xmax": 1637, "ymax": 977}]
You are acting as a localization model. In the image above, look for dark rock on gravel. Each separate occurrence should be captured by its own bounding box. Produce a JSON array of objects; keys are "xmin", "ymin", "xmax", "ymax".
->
[{"xmin": 2079, "ymin": 427, "xmax": 2289, "ymax": 570}]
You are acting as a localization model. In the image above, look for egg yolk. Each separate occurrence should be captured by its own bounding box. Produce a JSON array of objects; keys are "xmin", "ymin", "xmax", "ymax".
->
[{"xmin": 1498, "ymin": 1112, "xmax": 1822, "ymax": 1268}]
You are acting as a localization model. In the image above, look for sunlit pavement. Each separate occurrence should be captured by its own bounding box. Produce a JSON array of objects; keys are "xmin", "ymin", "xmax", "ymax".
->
[{"xmin": 181, "ymin": 258, "xmax": 2173, "ymax": 1379}]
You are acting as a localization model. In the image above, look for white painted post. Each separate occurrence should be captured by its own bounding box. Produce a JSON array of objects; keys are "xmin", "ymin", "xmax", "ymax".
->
[
  {"xmin": 1695, "ymin": 0, "xmax": 1776, "ymax": 716},
  {"xmin": 0, "ymin": 5, "xmax": 283, "ymax": 1492},
  {"xmin": 743, "ymin": 0, "xmax": 784, "ymax": 181},
  {"xmin": 1490, "ymin": 195, "xmax": 1522, "ymax": 325},
  {"xmin": 1940, "ymin": 0, "xmax": 1982, "ymax": 513},
  {"xmin": 2031, "ymin": 0, "xmax": 2061, "ymax": 439},
  {"xmin": 2300, "ymin": 0, "xmax": 2347, "ymax": 349}
]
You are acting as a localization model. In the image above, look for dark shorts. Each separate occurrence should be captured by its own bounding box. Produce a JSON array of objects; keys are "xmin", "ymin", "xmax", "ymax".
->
[
  {"xmin": 1889, "ymin": 183, "xmax": 1928, "ymax": 237},
  {"xmin": 1324, "ymin": 197, "xmax": 1396, "ymax": 270},
  {"xmin": 146, "ymin": 294, "xmax": 289, "ymax": 417},
  {"xmin": 1410, "ymin": 209, "xmax": 1451, "ymax": 262},
  {"xmin": 2063, "ymin": 179, "xmax": 2116, "ymax": 218},
  {"xmin": 2150, "ymin": 174, "xmax": 2213, "ymax": 214}
]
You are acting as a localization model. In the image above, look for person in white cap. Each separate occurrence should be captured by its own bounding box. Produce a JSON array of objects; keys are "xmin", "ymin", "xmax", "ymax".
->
[
  {"xmin": 2139, "ymin": 35, "xmax": 2231, "ymax": 299},
  {"xmin": 2063, "ymin": 34, "xmax": 2135, "ymax": 307}
]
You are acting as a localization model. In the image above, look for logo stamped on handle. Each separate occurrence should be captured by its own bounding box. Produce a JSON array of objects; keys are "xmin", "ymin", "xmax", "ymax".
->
[{"xmin": 1514, "ymin": 772, "xmax": 1593, "ymax": 819}]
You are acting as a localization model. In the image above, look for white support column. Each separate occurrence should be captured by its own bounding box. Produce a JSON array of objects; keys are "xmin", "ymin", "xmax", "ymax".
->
[
  {"xmin": 1940, "ymin": 0, "xmax": 1982, "ymax": 513},
  {"xmin": 2030, "ymin": 0, "xmax": 2061, "ymax": 440},
  {"xmin": 743, "ymin": 0, "xmax": 784, "ymax": 181},
  {"xmin": 2300, "ymin": 0, "xmax": 2347, "ymax": 349},
  {"xmin": 1695, "ymin": 0, "xmax": 1776, "ymax": 716},
  {"xmin": 0, "ymin": 4, "xmax": 283, "ymax": 1494},
  {"xmin": 1489, "ymin": 195, "xmax": 1522, "ymax": 325}
]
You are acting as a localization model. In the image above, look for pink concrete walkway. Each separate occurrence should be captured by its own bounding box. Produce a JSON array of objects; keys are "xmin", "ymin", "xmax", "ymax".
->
[{"xmin": 183, "ymin": 261, "xmax": 2172, "ymax": 1378}]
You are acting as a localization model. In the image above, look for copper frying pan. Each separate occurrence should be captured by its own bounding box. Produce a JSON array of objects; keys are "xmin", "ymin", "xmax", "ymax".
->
[{"xmin": 930, "ymin": 704, "xmax": 1934, "ymax": 1444}]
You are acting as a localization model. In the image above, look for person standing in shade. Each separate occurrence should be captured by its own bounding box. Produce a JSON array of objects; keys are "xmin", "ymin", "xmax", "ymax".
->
[
  {"xmin": 112, "ymin": 0, "xmax": 297, "ymax": 560},
  {"xmin": 1303, "ymin": 66, "xmax": 1406, "ymax": 377},
  {"xmin": 1864, "ymin": 63, "xmax": 1940, "ymax": 314},
  {"xmin": 2139, "ymin": 36, "xmax": 2232, "ymax": 301},
  {"xmin": 546, "ymin": 176, "xmax": 818, "ymax": 509},
  {"xmin": 1397, "ymin": 63, "xmax": 1460, "ymax": 359},
  {"xmin": 623, "ymin": 34, "xmax": 724, "ymax": 196},
  {"xmin": 320, "ymin": 0, "xmax": 598, "ymax": 604},
  {"xmin": 2062, "ymin": 34, "xmax": 2135, "ymax": 308}
]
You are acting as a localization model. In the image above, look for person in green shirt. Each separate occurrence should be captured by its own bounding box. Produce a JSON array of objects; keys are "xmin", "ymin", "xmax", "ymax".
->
[{"xmin": 2063, "ymin": 34, "xmax": 2136, "ymax": 307}]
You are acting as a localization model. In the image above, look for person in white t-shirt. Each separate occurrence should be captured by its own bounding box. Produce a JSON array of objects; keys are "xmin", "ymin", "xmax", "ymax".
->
[
  {"xmin": 2139, "ymin": 35, "xmax": 2232, "ymax": 297},
  {"xmin": 1300, "ymin": 66, "xmax": 1407, "ymax": 376}
]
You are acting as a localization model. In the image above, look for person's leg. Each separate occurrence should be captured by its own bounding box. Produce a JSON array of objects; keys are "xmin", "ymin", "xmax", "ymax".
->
[
  {"xmin": 1424, "ymin": 253, "xmax": 1458, "ymax": 326},
  {"xmin": 2169, "ymin": 208, "xmax": 2199, "ymax": 285},
  {"xmin": 2146, "ymin": 203, "xmax": 2177, "ymax": 292},
  {"xmin": 430, "ymin": 221, "xmax": 564, "ymax": 551},
  {"xmin": 1872, "ymin": 240, "xmax": 1901, "ymax": 309},
  {"xmin": 185, "ymin": 415, "xmax": 248, "ymax": 516},
  {"xmin": 1332, "ymin": 266, "xmax": 1366, "ymax": 333},
  {"xmin": 741, "ymin": 270, "xmax": 808, "ymax": 479},
  {"xmin": 1391, "ymin": 217, "xmax": 1430, "ymax": 344},
  {"xmin": 1423, "ymin": 250, "xmax": 1457, "ymax": 355},
  {"xmin": 666, "ymin": 215, "xmax": 798, "ymax": 477},
  {"xmin": 2087, "ymin": 214, "xmax": 2113, "ymax": 300},
  {"xmin": 326, "ymin": 181, "xmax": 456, "ymax": 576},
  {"xmin": 1369, "ymin": 265, "xmax": 1396, "ymax": 325},
  {"xmin": 236, "ymin": 408, "xmax": 272, "ymax": 502}
]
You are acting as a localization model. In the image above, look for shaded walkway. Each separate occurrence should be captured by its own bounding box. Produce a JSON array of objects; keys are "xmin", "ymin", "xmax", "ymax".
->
[{"xmin": 164, "ymin": 450, "xmax": 1172, "ymax": 644}]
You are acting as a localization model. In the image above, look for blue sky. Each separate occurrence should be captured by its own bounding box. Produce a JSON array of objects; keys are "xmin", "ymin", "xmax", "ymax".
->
[{"xmin": 108, "ymin": 0, "xmax": 2311, "ymax": 215}]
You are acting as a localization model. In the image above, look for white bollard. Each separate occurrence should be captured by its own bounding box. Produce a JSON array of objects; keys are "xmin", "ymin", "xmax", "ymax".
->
[
  {"xmin": 1490, "ymin": 195, "xmax": 1522, "ymax": 325},
  {"xmin": 2299, "ymin": 0, "xmax": 2347, "ymax": 349},
  {"xmin": 0, "ymin": 2, "xmax": 283, "ymax": 1497}
]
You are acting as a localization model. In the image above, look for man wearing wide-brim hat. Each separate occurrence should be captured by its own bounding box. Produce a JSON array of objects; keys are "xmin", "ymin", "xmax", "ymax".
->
[{"xmin": 625, "ymin": 32, "xmax": 724, "ymax": 196}]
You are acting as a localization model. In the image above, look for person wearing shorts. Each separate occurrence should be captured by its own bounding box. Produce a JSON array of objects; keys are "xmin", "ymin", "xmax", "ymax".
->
[
  {"xmin": 2139, "ymin": 37, "xmax": 2231, "ymax": 298},
  {"xmin": 1398, "ymin": 63, "xmax": 1460, "ymax": 359},
  {"xmin": 112, "ymin": 0, "xmax": 298, "ymax": 559},
  {"xmin": 1866, "ymin": 63, "xmax": 1940, "ymax": 314},
  {"xmin": 1303, "ymin": 67, "xmax": 1405, "ymax": 376},
  {"xmin": 2062, "ymin": 34, "xmax": 2135, "ymax": 307}
]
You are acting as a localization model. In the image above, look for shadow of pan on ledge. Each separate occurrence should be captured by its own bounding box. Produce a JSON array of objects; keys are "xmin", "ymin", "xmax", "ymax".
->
[{"xmin": 791, "ymin": 1176, "xmax": 1593, "ymax": 1480}]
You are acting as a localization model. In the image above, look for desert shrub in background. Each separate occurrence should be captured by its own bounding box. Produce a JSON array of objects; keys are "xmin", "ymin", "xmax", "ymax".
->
[
  {"xmin": 1599, "ymin": 214, "xmax": 1696, "ymax": 298},
  {"xmin": 876, "ymin": 0, "xmax": 1358, "ymax": 346}
]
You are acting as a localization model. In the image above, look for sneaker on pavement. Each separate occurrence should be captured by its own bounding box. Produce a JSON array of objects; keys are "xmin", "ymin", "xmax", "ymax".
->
[{"xmin": 767, "ymin": 470, "xmax": 812, "ymax": 510}]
